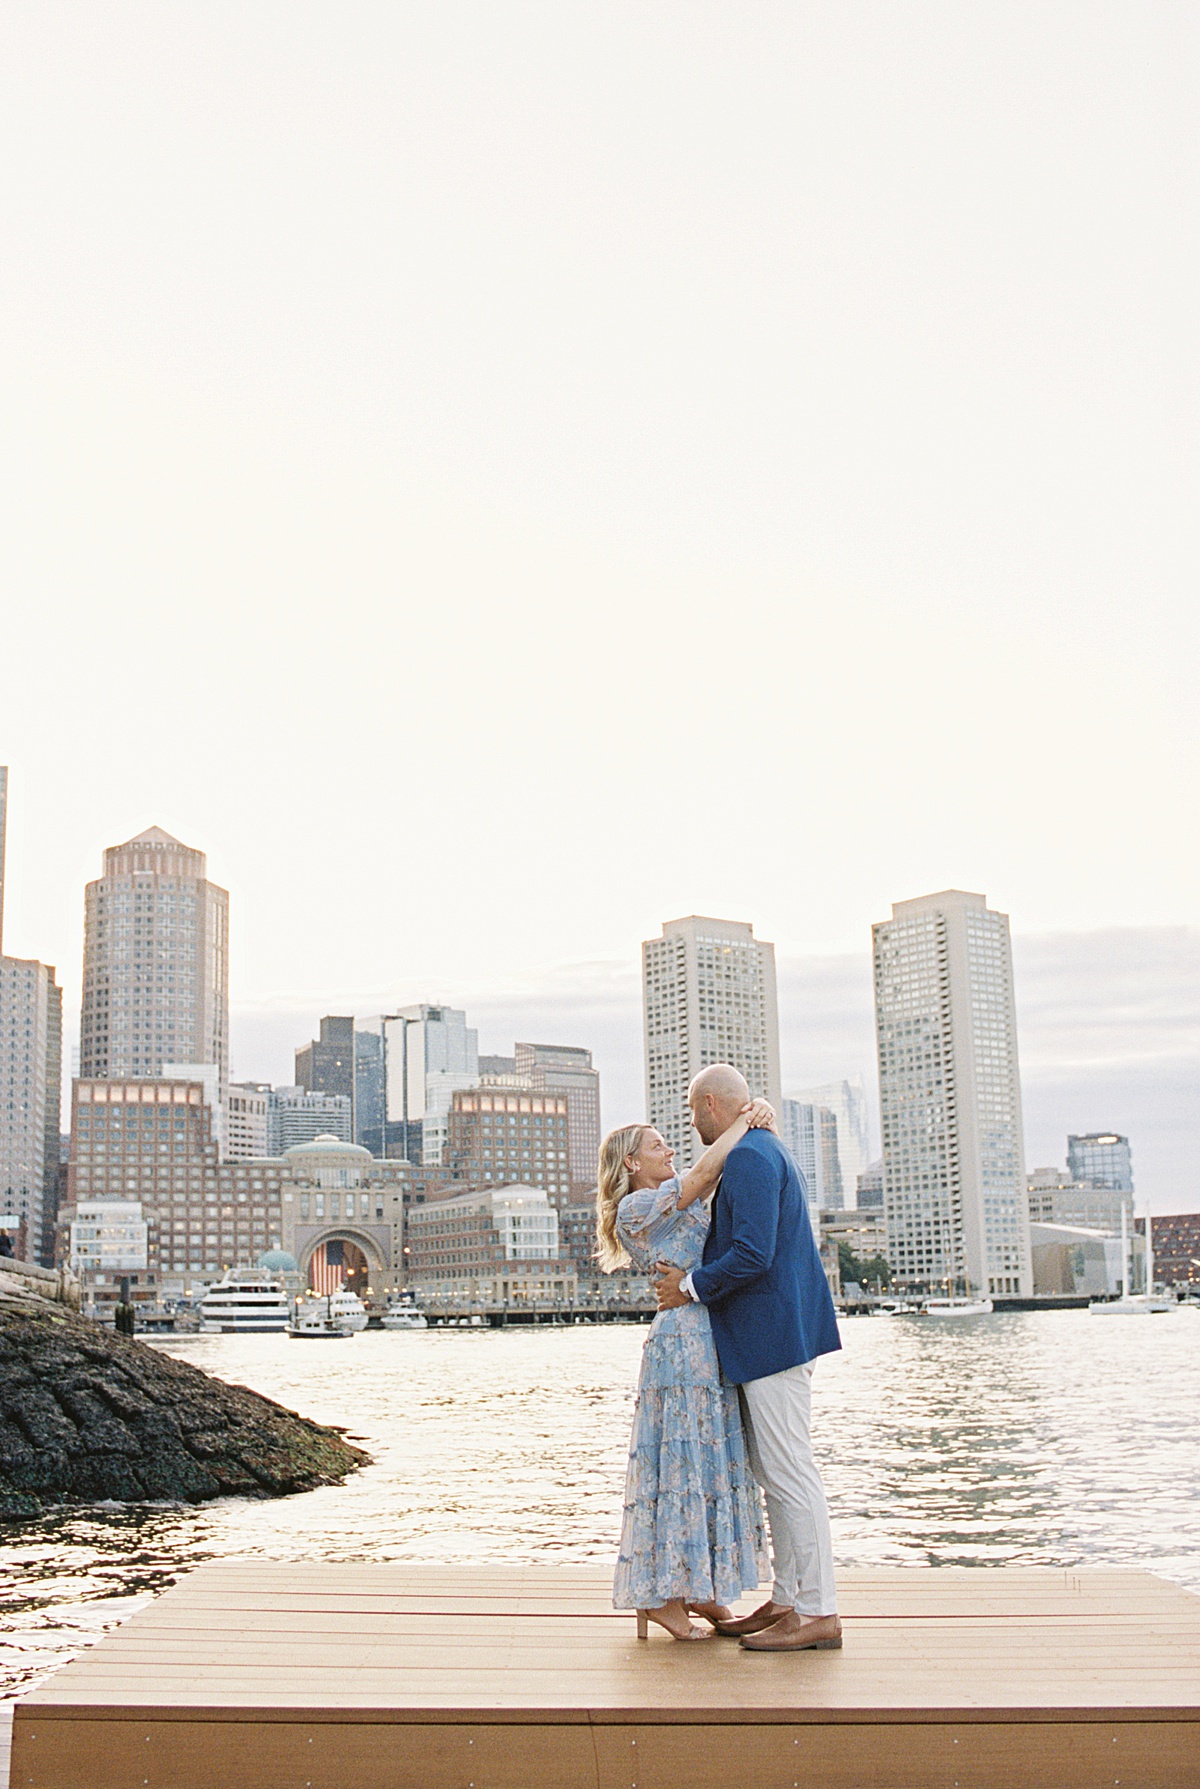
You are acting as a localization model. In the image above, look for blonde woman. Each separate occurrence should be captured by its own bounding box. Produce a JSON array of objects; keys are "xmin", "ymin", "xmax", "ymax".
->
[{"xmin": 598, "ymin": 1104, "xmax": 773, "ymax": 1640}]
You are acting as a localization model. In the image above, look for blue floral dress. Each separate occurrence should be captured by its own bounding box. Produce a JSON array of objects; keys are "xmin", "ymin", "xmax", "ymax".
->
[{"xmin": 612, "ymin": 1178, "xmax": 767, "ymax": 1610}]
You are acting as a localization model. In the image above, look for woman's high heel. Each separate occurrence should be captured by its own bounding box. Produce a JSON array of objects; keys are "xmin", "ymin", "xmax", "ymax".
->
[{"xmin": 635, "ymin": 1605, "xmax": 708, "ymax": 1641}]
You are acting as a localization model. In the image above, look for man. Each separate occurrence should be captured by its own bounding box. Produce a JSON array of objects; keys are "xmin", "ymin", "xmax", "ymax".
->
[{"xmin": 655, "ymin": 1063, "xmax": 842, "ymax": 1651}]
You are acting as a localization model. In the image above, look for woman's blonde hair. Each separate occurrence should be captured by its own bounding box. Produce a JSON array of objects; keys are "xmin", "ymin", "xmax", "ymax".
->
[{"xmin": 595, "ymin": 1123, "xmax": 649, "ymax": 1272}]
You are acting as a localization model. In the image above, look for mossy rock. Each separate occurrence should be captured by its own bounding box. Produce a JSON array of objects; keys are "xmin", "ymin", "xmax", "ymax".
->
[{"xmin": 0, "ymin": 1301, "xmax": 369, "ymax": 1514}]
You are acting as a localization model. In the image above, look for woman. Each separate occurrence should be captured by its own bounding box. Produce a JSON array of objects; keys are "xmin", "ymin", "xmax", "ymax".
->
[{"xmin": 598, "ymin": 1104, "xmax": 774, "ymax": 1640}]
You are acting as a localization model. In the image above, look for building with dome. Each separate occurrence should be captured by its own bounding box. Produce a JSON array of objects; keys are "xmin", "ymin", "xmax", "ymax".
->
[
  {"xmin": 64, "ymin": 1066, "xmax": 473, "ymax": 1302},
  {"xmin": 279, "ymin": 1134, "xmax": 431, "ymax": 1305},
  {"xmin": 256, "ymin": 1247, "xmax": 301, "ymax": 1293}
]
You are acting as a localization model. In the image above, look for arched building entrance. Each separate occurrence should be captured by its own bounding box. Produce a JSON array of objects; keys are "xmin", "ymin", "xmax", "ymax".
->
[{"xmin": 299, "ymin": 1228, "xmax": 389, "ymax": 1304}]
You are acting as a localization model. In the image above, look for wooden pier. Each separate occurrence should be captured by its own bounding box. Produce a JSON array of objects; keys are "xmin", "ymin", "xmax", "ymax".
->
[{"xmin": 9, "ymin": 1564, "xmax": 1200, "ymax": 1788}]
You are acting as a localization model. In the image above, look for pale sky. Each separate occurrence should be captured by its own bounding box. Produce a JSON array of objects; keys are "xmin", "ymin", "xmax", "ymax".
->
[{"xmin": 1, "ymin": 6, "xmax": 1196, "ymax": 1204}]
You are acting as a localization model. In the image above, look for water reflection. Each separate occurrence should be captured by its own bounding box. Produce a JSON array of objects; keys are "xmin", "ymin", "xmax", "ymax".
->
[{"xmin": 1, "ymin": 1310, "xmax": 1197, "ymax": 1694}]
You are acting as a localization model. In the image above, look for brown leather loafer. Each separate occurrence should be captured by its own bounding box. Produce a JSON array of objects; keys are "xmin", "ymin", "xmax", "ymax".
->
[
  {"xmin": 740, "ymin": 1612, "xmax": 843, "ymax": 1652},
  {"xmin": 714, "ymin": 1599, "xmax": 793, "ymax": 1637}
]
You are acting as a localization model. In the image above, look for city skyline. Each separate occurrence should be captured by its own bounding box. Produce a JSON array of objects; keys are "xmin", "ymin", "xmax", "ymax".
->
[{"xmin": 1, "ymin": 777, "xmax": 1192, "ymax": 1212}]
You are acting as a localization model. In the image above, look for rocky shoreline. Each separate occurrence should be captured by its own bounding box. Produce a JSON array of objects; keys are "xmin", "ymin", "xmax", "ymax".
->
[{"xmin": 0, "ymin": 1296, "xmax": 369, "ymax": 1514}]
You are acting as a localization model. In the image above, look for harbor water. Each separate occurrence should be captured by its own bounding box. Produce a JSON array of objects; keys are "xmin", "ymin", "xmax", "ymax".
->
[{"xmin": 2, "ymin": 1306, "xmax": 1198, "ymax": 1696}]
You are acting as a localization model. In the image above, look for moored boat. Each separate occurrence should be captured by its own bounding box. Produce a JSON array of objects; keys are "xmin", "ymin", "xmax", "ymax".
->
[
  {"xmin": 199, "ymin": 1269, "xmax": 290, "ymax": 1333},
  {"xmin": 381, "ymin": 1296, "xmax": 428, "ymax": 1331},
  {"xmin": 1088, "ymin": 1295, "xmax": 1174, "ymax": 1316},
  {"xmin": 326, "ymin": 1288, "xmax": 369, "ymax": 1332},
  {"xmin": 1089, "ymin": 1206, "xmax": 1172, "ymax": 1315},
  {"xmin": 920, "ymin": 1296, "xmax": 994, "ymax": 1317},
  {"xmin": 287, "ymin": 1297, "xmax": 354, "ymax": 1339}
]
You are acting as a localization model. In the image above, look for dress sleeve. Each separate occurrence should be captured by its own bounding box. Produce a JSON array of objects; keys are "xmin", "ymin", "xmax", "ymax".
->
[{"xmin": 619, "ymin": 1178, "xmax": 696, "ymax": 1253}]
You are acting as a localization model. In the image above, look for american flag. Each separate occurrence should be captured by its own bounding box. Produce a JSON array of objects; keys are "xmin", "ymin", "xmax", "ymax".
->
[{"xmin": 310, "ymin": 1239, "xmax": 345, "ymax": 1296}]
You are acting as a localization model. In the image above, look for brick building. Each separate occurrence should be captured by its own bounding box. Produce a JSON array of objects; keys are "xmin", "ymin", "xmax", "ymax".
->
[
  {"xmin": 1137, "ymin": 1212, "xmax": 1200, "ymax": 1288},
  {"xmin": 66, "ymin": 1076, "xmax": 284, "ymax": 1290},
  {"xmin": 405, "ymin": 1184, "xmax": 574, "ymax": 1305},
  {"xmin": 446, "ymin": 1088, "xmax": 572, "ymax": 1207},
  {"xmin": 67, "ymin": 1079, "xmax": 473, "ymax": 1300}
]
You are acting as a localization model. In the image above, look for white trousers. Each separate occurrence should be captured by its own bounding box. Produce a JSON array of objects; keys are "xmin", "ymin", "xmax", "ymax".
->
[{"xmin": 739, "ymin": 1362, "xmax": 837, "ymax": 1617}]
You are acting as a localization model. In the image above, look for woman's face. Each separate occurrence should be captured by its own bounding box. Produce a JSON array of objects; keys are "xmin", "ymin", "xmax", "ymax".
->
[{"xmin": 627, "ymin": 1129, "xmax": 675, "ymax": 1189}]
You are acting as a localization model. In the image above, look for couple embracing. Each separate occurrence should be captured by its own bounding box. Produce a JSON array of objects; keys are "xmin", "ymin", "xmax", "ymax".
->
[{"xmin": 597, "ymin": 1064, "xmax": 841, "ymax": 1650}]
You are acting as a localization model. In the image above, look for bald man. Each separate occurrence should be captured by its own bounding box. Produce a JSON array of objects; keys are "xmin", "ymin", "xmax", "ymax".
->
[{"xmin": 655, "ymin": 1063, "xmax": 842, "ymax": 1651}]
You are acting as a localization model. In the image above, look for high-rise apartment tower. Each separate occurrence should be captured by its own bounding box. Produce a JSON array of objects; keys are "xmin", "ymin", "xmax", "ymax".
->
[
  {"xmin": 872, "ymin": 890, "xmax": 1032, "ymax": 1298},
  {"xmin": 643, "ymin": 916, "xmax": 781, "ymax": 1169},
  {"xmin": 80, "ymin": 828, "xmax": 229, "ymax": 1084},
  {"xmin": 0, "ymin": 768, "xmax": 64, "ymax": 1263}
]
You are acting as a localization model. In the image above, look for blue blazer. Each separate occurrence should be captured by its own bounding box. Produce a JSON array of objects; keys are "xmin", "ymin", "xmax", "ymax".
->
[{"xmin": 690, "ymin": 1129, "xmax": 840, "ymax": 1385}]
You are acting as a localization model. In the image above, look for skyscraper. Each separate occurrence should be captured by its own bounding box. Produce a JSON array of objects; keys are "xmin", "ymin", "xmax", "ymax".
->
[
  {"xmin": 356, "ymin": 1005, "xmax": 478, "ymax": 1165},
  {"xmin": 779, "ymin": 1100, "xmax": 842, "ymax": 1219},
  {"xmin": 0, "ymin": 768, "xmax": 64, "ymax": 1264},
  {"xmin": 1067, "ymin": 1133, "xmax": 1133, "ymax": 1193},
  {"xmin": 79, "ymin": 828, "xmax": 229, "ymax": 1084},
  {"xmin": 787, "ymin": 1078, "xmax": 870, "ymax": 1203},
  {"xmin": 0, "ymin": 957, "xmax": 62, "ymax": 1264},
  {"xmin": 872, "ymin": 890, "xmax": 1032, "ymax": 1298},
  {"xmin": 294, "ymin": 1016, "xmax": 356, "ymax": 1108},
  {"xmin": 643, "ymin": 915, "xmax": 781, "ymax": 1168},
  {"xmin": 292, "ymin": 1014, "xmax": 389, "ymax": 1151},
  {"xmin": 513, "ymin": 1042, "xmax": 601, "ymax": 1195}
]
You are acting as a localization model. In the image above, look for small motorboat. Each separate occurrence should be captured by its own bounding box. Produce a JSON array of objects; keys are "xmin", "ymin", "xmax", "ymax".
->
[
  {"xmin": 287, "ymin": 1297, "xmax": 353, "ymax": 1339},
  {"xmin": 920, "ymin": 1296, "xmax": 994, "ymax": 1317}
]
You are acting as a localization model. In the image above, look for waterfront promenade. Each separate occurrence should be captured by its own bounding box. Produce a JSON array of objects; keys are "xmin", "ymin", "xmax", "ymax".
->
[{"xmin": 10, "ymin": 1562, "xmax": 1200, "ymax": 1788}]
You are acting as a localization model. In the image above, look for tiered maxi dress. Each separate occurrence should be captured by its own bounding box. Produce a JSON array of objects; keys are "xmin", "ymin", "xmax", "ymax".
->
[{"xmin": 611, "ymin": 1178, "xmax": 768, "ymax": 1611}]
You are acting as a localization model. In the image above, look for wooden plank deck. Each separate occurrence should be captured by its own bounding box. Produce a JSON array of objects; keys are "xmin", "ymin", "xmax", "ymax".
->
[{"xmin": 11, "ymin": 1564, "xmax": 1200, "ymax": 1788}]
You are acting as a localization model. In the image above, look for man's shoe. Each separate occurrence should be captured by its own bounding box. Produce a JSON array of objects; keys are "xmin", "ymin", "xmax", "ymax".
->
[
  {"xmin": 713, "ymin": 1599, "xmax": 793, "ymax": 1637},
  {"xmin": 740, "ymin": 1612, "xmax": 843, "ymax": 1652}
]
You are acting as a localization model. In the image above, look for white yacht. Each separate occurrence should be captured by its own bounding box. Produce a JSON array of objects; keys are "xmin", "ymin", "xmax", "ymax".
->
[
  {"xmin": 921, "ymin": 1296, "xmax": 994, "ymax": 1317},
  {"xmin": 199, "ymin": 1269, "xmax": 291, "ymax": 1333},
  {"xmin": 327, "ymin": 1287, "xmax": 370, "ymax": 1332},
  {"xmin": 381, "ymin": 1296, "xmax": 428, "ymax": 1331}
]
